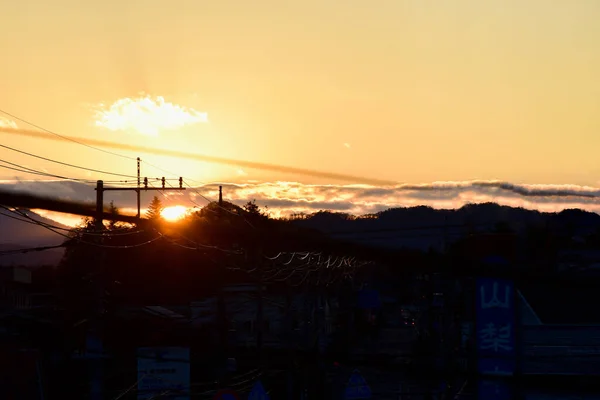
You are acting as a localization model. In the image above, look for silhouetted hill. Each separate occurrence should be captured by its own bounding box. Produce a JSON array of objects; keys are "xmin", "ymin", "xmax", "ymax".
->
[
  {"xmin": 292, "ymin": 203, "xmax": 600, "ymax": 251},
  {"xmin": 0, "ymin": 209, "xmax": 68, "ymax": 267}
]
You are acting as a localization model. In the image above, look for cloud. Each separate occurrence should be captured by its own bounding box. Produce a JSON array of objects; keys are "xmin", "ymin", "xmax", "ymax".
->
[
  {"xmin": 0, "ymin": 117, "xmax": 17, "ymax": 129},
  {"xmin": 93, "ymin": 94, "xmax": 208, "ymax": 136},
  {"xmin": 4, "ymin": 179, "xmax": 600, "ymax": 225}
]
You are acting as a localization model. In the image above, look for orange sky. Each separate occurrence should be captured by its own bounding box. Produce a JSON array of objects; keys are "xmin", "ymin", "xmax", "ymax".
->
[{"xmin": 2, "ymin": 1, "xmax": 600, "ymax": 223}]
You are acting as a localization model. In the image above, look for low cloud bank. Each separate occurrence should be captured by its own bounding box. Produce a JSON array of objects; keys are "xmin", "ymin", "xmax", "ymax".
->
[{"xmin": 3, "ymin": 179, "xmax": 600, "ymax": 225}]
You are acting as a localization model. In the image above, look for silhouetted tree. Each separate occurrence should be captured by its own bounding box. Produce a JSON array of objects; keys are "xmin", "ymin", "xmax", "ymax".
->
[
  {"xmin": 146, "ymin": 196, "xmax": 164, "ymax": 221},
  {"xmin": 243, "ymin": 199, "xmax": 263, "ymax": 216},
  {"xmin": 108, "ymin": 201, "xmax": 119, "ymax": 230}
]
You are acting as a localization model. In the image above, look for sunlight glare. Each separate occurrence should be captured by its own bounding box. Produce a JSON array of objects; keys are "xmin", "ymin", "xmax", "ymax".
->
[{"xmin": 161, "ymin": 206, "xmax": 189, "ymax": 222}]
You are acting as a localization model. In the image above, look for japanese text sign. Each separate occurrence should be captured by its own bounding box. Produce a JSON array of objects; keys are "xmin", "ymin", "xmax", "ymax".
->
[{"xmin": 476, "ymin": 277, "xmax": 516, "ymax": 375}]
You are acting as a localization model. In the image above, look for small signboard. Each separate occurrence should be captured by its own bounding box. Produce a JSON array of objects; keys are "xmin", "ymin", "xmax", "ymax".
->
[
  {"xmin": 248, "ymin": 381, "xmax": 270, "ymax": 400},
  {"xmin": 344, "ymin": 370, "xmax": 372, "ymax": 400},
  {"xmin": 137, "ymin": 347, "xmax": 190, "ymax": 400},
  {"xmin": 476, "ymin": 276, "xmax": 516, "ymax": 376}
]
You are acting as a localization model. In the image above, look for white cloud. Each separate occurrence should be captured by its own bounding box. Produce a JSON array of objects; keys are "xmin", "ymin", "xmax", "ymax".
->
[
  {"xmin": 93, "ymin": 94, "xmax": 208, "ymax": 136},
  {"xmin": 0, "ymin": 117, "xmax": 17, "ymax": 129}
]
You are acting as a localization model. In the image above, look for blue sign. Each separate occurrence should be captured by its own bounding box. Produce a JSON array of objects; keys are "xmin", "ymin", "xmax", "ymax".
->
[
  {"xmin": 477, "ymin": 379, "xmax": 512, "ymax": 400},
  {"xmin": 476, "ymin": 277, "xmax": 516, "ymax": 375},
  {"xmin": 344, "ymin": 370, "xmax": 371, "ymax": 400},
  {"xmin": 248, "ymin": 381, "xmax": 270, "ymax": 400}
]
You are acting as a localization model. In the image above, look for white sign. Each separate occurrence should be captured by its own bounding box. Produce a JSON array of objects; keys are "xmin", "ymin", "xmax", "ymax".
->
[
  {"xmin": 137, "ymin": 347, "xmax": 190, "ymax": 400},
  {"xmin": 480, "ymin": 282, "xmax": 510, "ymax": 309},
  {"xmin": 480, "ymin": 323, "xmax": 513, "ymax": 352}
]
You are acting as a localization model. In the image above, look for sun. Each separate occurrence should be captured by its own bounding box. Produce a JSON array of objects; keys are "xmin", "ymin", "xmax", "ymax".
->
[{"xmin": 161, "ymin": 206, "xmax": 189, "ymax": 222}]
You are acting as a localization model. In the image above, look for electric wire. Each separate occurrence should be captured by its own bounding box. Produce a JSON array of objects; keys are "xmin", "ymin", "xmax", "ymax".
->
[
  {"xmin": 1, "ymin": 206, "xmax": 162, "ymax": 249},
  {"xmin": 0, "ymin": 159, "xmax": 99, "ymax": 183},
  {"xmin": 0, "ymin": 108, "xmax": 136, "ymax": 161},
  {"xmin": 145, "ymin": 182, "xmax": 242, "ymax": 254},
  {"xmin": 1, "ymin": 109, "xmax": 258, "ymax": 228},
  {"xmin": 0, "ymin": 207, "xmax": 145, "ymax": 236},
  {"xmin": 0, "ymin": 143, "xmax": 138, "ymax": 178},
  {"xmin": 0, "ymin": 243, "xmax": 65, "ymax": 256}
]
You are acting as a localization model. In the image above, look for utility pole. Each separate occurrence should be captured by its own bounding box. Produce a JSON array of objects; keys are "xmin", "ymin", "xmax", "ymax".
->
[
  {"xmin": 256, "ymin": 246, "xmax": 264, "ymax": 364},
  {"xmin": 217, "ymin": 185, "xmax": 223, "ymax": 219},
  {"xmin": 252, "ymin": 238, "xmax": 265, "ymax": 368},
  {"xmin": 137, "ymin": 158, "xmax": 141, "ymax": 218},
  {"xmin": 96, "ymin": 180, "xmax": 104, "ymax": 231},
  {"xmin": 286, "ymin": 289, "xmax": 294, "ymax": 400},
  {"xmin": 216, "ymin": 184, "xmax": 227, "ymax": 374},
  {"xmin": 216, "ymin": 269, "xmax": 228, "ymax": 377},
  {"xmin": 89, "ymin": 180, "xmax": 104, "ymax": 400},
  {"xmin": 89, "ymin": 176, "xmax": 185, "ymax": 398},
  {"xmin": 101, "ymin": 174, "xmax": 186, "ymax": 220}
]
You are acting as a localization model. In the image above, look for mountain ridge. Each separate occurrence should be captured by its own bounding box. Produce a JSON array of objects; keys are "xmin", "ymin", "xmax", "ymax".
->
[
  {"xmin": 292, "ymin": 202, "xmax": 600, "ymax": 251},
  {"xmin": 0, "ymin": 209, "xmax": 70, "ymax": 267},
  {"xmin": 3, "ymin": 202, "xmax": 600, "ymax": 266}
]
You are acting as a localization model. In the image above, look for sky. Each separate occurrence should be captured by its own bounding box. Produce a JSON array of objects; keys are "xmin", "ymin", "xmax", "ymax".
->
[{"xmin": 2, "ymin": 1, "xmax": 600, "ymax": 224}]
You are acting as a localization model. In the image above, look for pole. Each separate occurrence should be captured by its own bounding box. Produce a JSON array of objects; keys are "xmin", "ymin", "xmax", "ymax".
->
[
  {"xmin": 514, "ymin": 267, "xmax": 523, "ymax": 400},
  {"xmin": 256, "ymin": 248, "xmax": 264, "ymax": 362},
  {"xmin": 137, "ymin": 158, "xmax": 141, "ymax": 218},
  {"xmin": 217, "ymin": 258, "xmax": 228, "ymax": 376},
  {"xmin": 286, "ymin": 290, "xmax": 294, "ymax": 400},
  {"xmin": 96, "ymin": 180, "xmax": 103, "ymax": 230},
  {"xmin": 36, "ymin": 359, "xmax": 45, "ymax": 400},
  {"xmin": 91, "ymin": 180, "xmax": 104, "ymax": 400},
  {"xmin": 218, "ymin": 185, "xmax": 223, "ymax": 219}
]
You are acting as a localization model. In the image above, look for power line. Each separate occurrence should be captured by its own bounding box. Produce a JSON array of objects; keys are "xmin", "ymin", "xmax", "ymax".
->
[
  {"xmin": 0, "ymin": 188, "xmax": 143, "ymax": 224},
  {"xmin": 158, "ymin": 178, "xmax": 255, "ymax": 229},
  {"xmin": 142, "ymin": 161, "xmax": 240, "ymax": 217},
  {"xmin": 0, "ymin": 123, "xmax": 397, "ymax": 185},
  {"xmin": 0, "ymin": 206, "xmax": 162, "ymax": 249},
  {"xmin": 145, "ymin": 182, "xmax": 243, "ymax": 254},
  {"xmin": 0, "ymin": 208, "xmax": 144, "ymax": 236},
  {"xmin": 0, "ymin": 159, "xmax": 98, "ymax": 183},
  {"xmin": 0, "ymin": 109, "xmax": 237, "ymax": 222},
  {"xmin": 0, "ymin": 143, "xmax": 137, "ymax": 179},
  {"xmin": 0, "ymin": 160, "xmax": 135, "ymax": 185},
  {"xmin": 0, "ymin": 109, "xmax": 369, "ymax": 229},
  {"xmin": 181, "ymin": 180, "xmax": 257, "ymax": 228},
  {"xmin": 0, "ymin": 108, "xmax": 136, "ymax": 161},
  {"xmin": 0, "ymin": 244, "xmax": 65, "ymax": 256},
  {"xmin": 0, "ymin": 198, "xmax": 240, "ymax": 255}
]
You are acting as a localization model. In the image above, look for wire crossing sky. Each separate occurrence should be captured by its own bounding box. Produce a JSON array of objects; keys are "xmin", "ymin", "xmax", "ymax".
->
[{"xmin": 0, "ymin": 127, "xmax": 397, "ymax": 185}]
